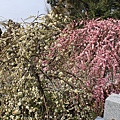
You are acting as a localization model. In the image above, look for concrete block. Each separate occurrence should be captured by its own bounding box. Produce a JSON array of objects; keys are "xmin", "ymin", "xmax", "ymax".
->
[{"xmin": 104, "ymin": 93, "xmax": 120, "ymax": 120}]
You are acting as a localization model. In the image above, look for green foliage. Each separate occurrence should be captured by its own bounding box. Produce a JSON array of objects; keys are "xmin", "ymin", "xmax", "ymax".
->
[{"xmin": 47, "ymin": 0, "xmax": 120, "ymax": 19}]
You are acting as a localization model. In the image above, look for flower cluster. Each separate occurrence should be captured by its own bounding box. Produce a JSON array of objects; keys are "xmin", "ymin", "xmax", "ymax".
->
[
  {"xmin": 48, "ymin": 18, "xmax": 120, "ymax": 115},
  {"xmin": 0, "ymin": 11, "xmax": 120, "ymax": 119}
]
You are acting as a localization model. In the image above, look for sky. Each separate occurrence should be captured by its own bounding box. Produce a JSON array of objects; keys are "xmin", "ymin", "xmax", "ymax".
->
[{"xmin": 0, "ymin": 0, "xmax": 50, "ymax": 22}]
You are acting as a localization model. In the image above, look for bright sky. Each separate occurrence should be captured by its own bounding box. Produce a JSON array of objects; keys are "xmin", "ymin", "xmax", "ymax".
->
[{"xmin": 0, "ymin": 0, "xmax": 50, "ymax": 22}]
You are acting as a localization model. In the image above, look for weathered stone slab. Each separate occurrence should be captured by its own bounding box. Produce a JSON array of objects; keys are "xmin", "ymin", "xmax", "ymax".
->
[{"xmin": 104, "ymin": 93, "xmax": 120, "ymax": 120}]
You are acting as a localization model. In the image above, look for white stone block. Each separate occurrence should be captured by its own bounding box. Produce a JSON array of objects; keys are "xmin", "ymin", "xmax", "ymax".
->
[
  {"xmin": 95, "ymin": 116, "xmax": 104, "ymax": 120},
  {"xmin": 104, "ymin": 93, "xmax": 120, "ymax": 120}
]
